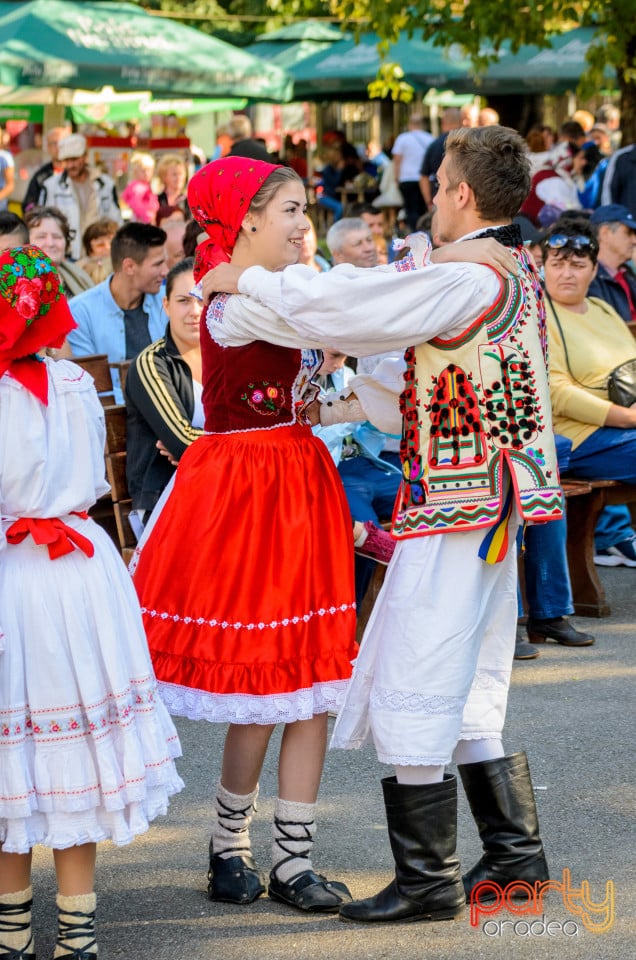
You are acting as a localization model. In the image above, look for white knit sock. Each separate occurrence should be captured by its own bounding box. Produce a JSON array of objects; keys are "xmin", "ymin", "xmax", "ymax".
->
[
  {"xmin": 395, "ymin": 764, "xmax": 445, "ymax": 785},
  {"xmin": 54, "ymin": 892, "xmax": 97, "ymax": 958},
  {"xmin": 271, "ymin": 798, "xmax": 316, "ymax": 884},
  {"xmin": 212, "ymin": 782, "xmax": 259, "ymax": 860},
  {"xmin": 453, "ymin": 738, "xmax": 505, "ymax": 765},
  {"xmin": 0, "ymin": 887, "xmax": 33, "ymax": 955}
]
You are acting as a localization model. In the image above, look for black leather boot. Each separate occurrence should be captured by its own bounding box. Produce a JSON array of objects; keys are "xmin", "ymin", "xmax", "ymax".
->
[
  {"xmin": 339, "ymin": 774, "xmax": 465, "ymax": 923},
  {"xmin": 459, "ymin": 752, "xmax": 549, "ymax": 900}
]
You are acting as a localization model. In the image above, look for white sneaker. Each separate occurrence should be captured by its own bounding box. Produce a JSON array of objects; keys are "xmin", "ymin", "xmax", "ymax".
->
[{"xmin": 594, "ymin": 539, "xmax": 636, "ymax": 567}]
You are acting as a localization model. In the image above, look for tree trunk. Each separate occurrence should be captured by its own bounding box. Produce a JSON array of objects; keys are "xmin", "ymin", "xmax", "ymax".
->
[{"xmin": 618, "ymin": 37, "xmax": 636, "ymax": 145}]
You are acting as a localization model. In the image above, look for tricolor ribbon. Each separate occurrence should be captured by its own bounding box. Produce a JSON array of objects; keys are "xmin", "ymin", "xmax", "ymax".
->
[{"xmin": 478, "ymin": 484, "xmax": 515, "ymax": 565}]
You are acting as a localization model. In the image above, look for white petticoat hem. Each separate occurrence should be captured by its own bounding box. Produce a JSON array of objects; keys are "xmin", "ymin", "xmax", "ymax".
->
[
  {"xmin": 0, "ymin": 777, "xmax": 184, "ymax": 854},
  {"xmin": 158, "ymin": 679, "xmax": 350, "ymax": 724}
]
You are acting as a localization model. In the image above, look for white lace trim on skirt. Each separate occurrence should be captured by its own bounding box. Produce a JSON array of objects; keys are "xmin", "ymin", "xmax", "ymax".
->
[{"xmin": 159, "ymin": 679, "xmax": 350, "ymax": 724}]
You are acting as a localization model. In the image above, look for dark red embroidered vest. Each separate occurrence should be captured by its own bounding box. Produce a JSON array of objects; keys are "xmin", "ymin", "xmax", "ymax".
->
[{"xmin": 202, "ymin": 295, "xmax": 318, "ymax": 433}]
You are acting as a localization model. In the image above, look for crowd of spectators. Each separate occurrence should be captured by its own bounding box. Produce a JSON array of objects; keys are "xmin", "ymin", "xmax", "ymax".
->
[{"xmin": 2, "ymin": 107, "xmax": 635, "ymax": 651}]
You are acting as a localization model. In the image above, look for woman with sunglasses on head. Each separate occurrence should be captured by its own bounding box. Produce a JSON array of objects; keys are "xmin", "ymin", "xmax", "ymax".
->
[{"xmin": 542, "ymin": 217, "xmax": 636, "ymax": 567}]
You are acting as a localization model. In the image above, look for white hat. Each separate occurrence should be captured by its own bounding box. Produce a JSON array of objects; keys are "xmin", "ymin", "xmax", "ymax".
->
[{"xmin": 58, "ymin": 133, "xmax": 87, "ymax": 160}]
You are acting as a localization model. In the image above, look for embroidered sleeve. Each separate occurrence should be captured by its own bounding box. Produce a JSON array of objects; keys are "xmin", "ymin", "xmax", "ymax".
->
[
  {"xmin": 237, "ymin": 261, "xmax": 500, "ymax": 359},
  {"xmin": 392, "ymin": 232, "xmax": 432, "ymax": 270}
]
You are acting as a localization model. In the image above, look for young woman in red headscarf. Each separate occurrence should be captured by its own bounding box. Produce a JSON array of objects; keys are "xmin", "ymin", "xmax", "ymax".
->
[
  {"xmin": 0, "ymin": 246, "xmax": 183, "ymax": 960},
  {"xmin": 132, "ymin": 158, "xmax": 357, "ymax": 912}
]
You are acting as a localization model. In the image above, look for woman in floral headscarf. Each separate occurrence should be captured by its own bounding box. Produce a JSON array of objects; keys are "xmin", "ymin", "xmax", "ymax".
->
[
  {"xmin": 0, "ymin": 246, "xmax": 183, "ymax": 960},
  {"xmin": 132, "ymin": 157, "xmax": 357, "ymax": 915}
]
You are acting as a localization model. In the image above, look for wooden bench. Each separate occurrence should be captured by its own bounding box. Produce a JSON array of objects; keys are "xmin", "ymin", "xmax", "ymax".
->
[
  {"xmin": 563, "ymin": 477, "xmax": 636, "ymax": 617},
  {"xmin": 72, "ymin": 354, "xmax": 131, "ymax": 405},
  {"xmin": 355, "ymin": 477, "xmax": 636, "ymax": 640},
  {"xmin": 73, "ymin": 357, "xmax": 133, "ymax": 559},
  {"xmin": 73, "ymin": 353, "xmax": 115, "ymax": 404}
]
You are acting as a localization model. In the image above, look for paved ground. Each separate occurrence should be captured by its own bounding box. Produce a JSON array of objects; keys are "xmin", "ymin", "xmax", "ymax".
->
[{"xmin": 31, "ymin": 567, "xmax": 635, "ymax": 959}]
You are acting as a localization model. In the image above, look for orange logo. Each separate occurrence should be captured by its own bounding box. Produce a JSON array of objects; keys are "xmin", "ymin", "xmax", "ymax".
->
[{"xmin": 470, "ymin": 869, "xmax": 615, "ymax": 935}]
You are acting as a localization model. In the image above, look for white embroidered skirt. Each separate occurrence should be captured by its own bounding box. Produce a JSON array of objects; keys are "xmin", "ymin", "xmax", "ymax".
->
[{"xmin": 0, "ymin": 516, "xmax": 183, "ymax": 854}]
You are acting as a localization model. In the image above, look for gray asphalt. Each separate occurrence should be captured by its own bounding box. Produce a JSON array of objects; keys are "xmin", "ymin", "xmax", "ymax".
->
[{"xmin": 31, "ymin": 566, "xmax": 635, "ymax": 959}]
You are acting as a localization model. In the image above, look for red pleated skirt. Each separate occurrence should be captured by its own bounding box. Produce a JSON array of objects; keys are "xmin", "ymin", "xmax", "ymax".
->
[{"xmin": 133, "ymin": 424, "xmax": 357, "ymax": 724}]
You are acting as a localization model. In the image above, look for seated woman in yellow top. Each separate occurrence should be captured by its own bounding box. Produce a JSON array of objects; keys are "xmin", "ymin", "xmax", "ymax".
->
[{"xmin": 543, "ymin": 217, "xmax": 636, "ymax": 566}]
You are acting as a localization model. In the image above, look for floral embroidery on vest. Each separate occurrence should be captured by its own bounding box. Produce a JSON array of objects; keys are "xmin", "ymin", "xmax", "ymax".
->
[
  {"xmin": 480, "ymin": 343, "xmax": 542, "ymax": 451},
  {"xmin": 392, "ymin": 249, "xmax": 563, "ymax": 538},
  {"xmin": 241, "ymin": 381, "xmax": 286, "ymax": 416},
  {"xmin": 398, "ymin": 347, "xmax": 426, "ymax": 509},
  {"xmin": 429, "ymin": 365, "xmax": 486, "ymax": 466},
  {"xmin": 424, "ymin": 364, "xmax": 492, "ymax": 501}
]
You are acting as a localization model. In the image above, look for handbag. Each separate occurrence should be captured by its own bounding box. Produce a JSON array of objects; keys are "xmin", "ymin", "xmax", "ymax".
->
[
  {"xmin": 546, "ymin": 290, "xmax": 636, "ymax": 407},
  {"xmin": 607, "ymin": 358, "xmax": 636, "ymax": 407}
]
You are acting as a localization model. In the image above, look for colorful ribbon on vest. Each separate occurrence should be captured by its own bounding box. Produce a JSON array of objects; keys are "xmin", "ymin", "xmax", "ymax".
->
[
  {"xmin": 478, "ymin": 483, "xmax": 514, "ymax": 564},
  {"xmin": 5, "ymin": 512, "xmax": 94, "ymax": 560}
]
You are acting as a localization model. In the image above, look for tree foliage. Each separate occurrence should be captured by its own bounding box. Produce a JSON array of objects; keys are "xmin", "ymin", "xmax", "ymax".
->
[
  {"xmin": 128, "ymin": 0, "xmax": 636, "ymax": 139},
  {"xmin": 328, "ymin": 0, "xmax": 636, "ymax": 139},
  {"xmin": 129, "ymin": 0, "xmax": 327, "ymax": 42}
]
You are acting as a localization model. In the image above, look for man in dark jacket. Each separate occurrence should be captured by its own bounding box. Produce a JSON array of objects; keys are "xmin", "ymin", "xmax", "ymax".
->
[
  {"xmin": 125, "ymin": 258, "xmax": 204, "ymax": 524},
  {"xmin": 602, "ymin": 144, "xmax": 636, "ymax": 217},
  {"xmin": 227, "ymin": 115, "xmax": 273, "ymax": 163},
  {"xmin": 22, "ymin": 125, "xmax": 70, "ymax": 213},
  {"xmin": 589, "ymin": 204, "xmax": 636, "ymax": 322}
]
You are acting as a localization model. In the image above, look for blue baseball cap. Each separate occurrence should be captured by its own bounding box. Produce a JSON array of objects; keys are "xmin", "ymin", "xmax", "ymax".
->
[{"xmin": 590, "ymin": 204, "xmax": 636, "ymax": 231}]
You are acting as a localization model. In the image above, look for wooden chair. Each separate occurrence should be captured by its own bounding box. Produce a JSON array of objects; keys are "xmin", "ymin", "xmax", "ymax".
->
[
  {"xmin": 109, "ymin": 359, "xmax": 131, "ymax": 398},
  {"xmin": 355, "ymin": 521, "xmax": 392, "ymax": 642},
  {"xmin": 103, "ymin": 404, "xmax": 136, "ymax": 566},
  {"xmin": 356, "ymin": 561, "xmax": 388, "ymax": 643}
]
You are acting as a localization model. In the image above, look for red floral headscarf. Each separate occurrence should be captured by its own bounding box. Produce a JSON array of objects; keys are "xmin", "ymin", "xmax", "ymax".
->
[
  {"xmin": 187, "ymin": 156, "xmax": 282, "ymax": 282},
  {"xmin": 0, "ymin": 245, "xmax": 77, "ymax": 404}
]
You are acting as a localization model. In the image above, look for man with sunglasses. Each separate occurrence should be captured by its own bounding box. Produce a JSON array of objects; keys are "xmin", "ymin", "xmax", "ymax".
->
[{"xmin": 542, "ymin": 217, "xmax": 636, "ymax": 566}]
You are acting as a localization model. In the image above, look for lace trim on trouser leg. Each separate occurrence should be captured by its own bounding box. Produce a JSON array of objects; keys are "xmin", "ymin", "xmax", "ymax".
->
[{"xmin": 370, "ymin": 686, "xmax": 464, "ymax": 716}]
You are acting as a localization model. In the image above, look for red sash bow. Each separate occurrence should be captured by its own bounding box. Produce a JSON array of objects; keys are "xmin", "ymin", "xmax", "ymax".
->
[{"xmin": 6, "ymin": 512, "xmax": 95, "ymax": 560}]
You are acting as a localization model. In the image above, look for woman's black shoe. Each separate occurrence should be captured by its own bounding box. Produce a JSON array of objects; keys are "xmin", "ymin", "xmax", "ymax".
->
[
  {"xmin": 268, "ymin": 869, "xmax": 352, "ymax": 913},
  {"xmin": 207, "ymin": 846, "xmax": 266, "ymax": 904},
  {"xmin": 527, "ymin": 616, "xmax": 595, "ymax": 646}
]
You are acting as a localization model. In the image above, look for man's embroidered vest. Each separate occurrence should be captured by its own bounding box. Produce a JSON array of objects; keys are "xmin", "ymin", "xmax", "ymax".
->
[{"xmin": 393, "ymin": 249, "xmax": 564, "ymax": 538}]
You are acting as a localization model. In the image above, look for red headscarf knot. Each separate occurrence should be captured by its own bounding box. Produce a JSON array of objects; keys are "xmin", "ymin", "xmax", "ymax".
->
[{"xmin": 187, "ymin": 157, "xmax": 281, "ymax": 281}]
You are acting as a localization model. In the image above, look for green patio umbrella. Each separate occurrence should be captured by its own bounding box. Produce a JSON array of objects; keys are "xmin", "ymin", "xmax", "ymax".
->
[
  {"xmin": 470, "ymin": 28, "xmax": 617, "ymax": 94},
  {"xmin": 289, "ymin": 31, "xmax": 473, "ymax": 100},
  {"xmin": 246, "ymin": 20, "xmax": 348, "ymax": 76},
  {"xmin": 287, "ymin": 25, "xmax": 617, "ymax": 100},
  {"xmin": 0, "ymin": 0, "xmax": 292, "ymax": 102}
]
